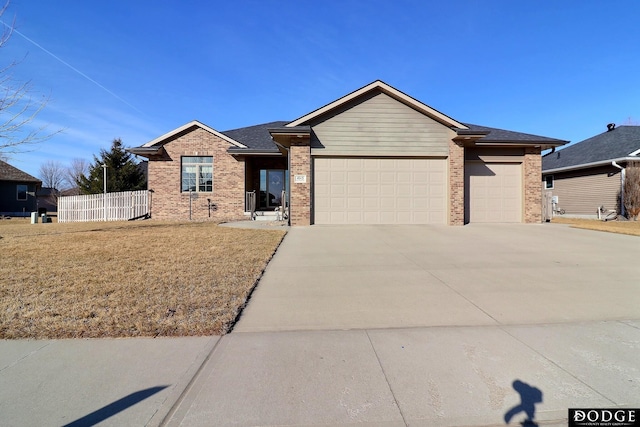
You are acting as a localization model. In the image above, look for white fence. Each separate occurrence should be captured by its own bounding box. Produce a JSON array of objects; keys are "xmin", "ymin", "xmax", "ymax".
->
[{"xmin": 58, "ymin": 190, "xmax": 150, "ymax": 223}]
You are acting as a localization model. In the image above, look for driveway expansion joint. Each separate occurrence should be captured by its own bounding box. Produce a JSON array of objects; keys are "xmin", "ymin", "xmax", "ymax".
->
[{"xmin": 365, "ymin": 329, "xmax": 409, "ymax": 427}]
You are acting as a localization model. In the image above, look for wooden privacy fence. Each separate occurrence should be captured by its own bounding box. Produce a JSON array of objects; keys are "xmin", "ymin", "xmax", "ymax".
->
[{"xmin": 58, "ymin": 190, "xmax": 150, "ymax": 223}]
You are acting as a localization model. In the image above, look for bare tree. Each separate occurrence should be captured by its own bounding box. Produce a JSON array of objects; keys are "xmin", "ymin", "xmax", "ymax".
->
[
  {"xmin": 65, "ymin": 157, "xmax": 89, "ymax": 190},
  {"xmin": 0, "ymin": 2, "xmax": 58, "ymax": 158},
  {"xmin": 38, "ymin": 160, "xmax": 66, "ymax": 190},
  {"xmin": 624, "ymin": 162, "xmax": 640, "ymax": 220}
]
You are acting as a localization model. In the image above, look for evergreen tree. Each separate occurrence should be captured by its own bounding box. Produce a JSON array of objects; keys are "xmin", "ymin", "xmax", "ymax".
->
[{"xmin": 77, "ymin": 138, "xmax": 146, "ymax": 194}]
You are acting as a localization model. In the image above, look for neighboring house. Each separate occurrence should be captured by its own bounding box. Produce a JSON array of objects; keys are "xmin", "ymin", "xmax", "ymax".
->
[
  {"xmin": 36, "ymin": 187, "xmax": 59, "ymax": 214},
  {"xmin": 129, "ymin": 80, "xmax": 567, "ymax": 226},
  {"xmin": 0, "ymin": 160, "xmax": 42, "ymax": 217},
  {"xmin": 542, "ymin": 124, "xmax": 640, "ymax": 217}
]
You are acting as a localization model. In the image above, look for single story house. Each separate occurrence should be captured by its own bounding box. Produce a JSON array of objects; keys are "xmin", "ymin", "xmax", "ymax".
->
[
  {"xmin": 129, "ymin": 80, "xmax": 567, "ymax": 226},
  {"xmin": 542, "ymin": 124, "xmax": 640, "ymax": 217},
  {"xmin": 0, "ymin": 160, "xmax": 42, "ymax": 217}
]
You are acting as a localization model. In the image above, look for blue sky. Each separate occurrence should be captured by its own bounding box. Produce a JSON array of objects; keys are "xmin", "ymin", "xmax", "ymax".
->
[{"xmin": 2, "ymin": 0, "xmax": 640, "ymax": 179}]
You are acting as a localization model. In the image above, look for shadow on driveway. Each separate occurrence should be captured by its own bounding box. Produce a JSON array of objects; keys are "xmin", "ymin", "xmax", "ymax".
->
[{"xmin": 62, "ymin": 385, "xmax": 168, "ymax": 427}]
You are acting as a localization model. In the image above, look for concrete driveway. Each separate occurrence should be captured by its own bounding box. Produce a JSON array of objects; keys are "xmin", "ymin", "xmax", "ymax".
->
[
  {"xmin": 163, "ymin": 224, "xmax": 640, "ymax": 427},
  {"xmin": 235, "ymin": 224, "xmax": 640, "ymax": 332}
]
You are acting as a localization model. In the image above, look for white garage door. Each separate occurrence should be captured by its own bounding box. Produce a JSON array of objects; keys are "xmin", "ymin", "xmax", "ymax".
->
[
  {"xmin": 314, "ymin": 158, "xmax": 447, "ymax": 225},
  {"xmin": 465, "ymin": 162, "xmax": 522, "ymax": 223}
]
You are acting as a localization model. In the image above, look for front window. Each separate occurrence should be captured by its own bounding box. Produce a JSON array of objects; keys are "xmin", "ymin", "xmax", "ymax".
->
[
  {"xmin": 17, "ymin": 184, "xmax": 27, "ymax": 201},
  {"xmin": 181, "ymin": 156, "xmax": 213, "ymax": 192}
]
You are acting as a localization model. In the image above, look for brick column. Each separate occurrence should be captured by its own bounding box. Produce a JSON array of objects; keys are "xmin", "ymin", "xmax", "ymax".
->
[
  {"xmin": 448, "ymin": 140, "xmax": 465, "ymax": 225},
  {"xmin": 524, "ymin": 146, "xmax": 542, "ymax": 223},
  {"xmin": 289, "ymin": 140, "xmax": 311, "ymax": 226}
]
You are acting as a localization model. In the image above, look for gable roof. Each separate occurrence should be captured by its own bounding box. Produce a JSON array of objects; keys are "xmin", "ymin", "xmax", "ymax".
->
[
  {"xmin": 141, "ymin": 120, "xmax": 248, "ymax": 149},
  {"xmin": 542, "ymin": 125, "xmax": 640, "ymax": 172},
  {"xmin": 0, "ymin": 160, "xmax": 41, "ymax": 183},
  {"xmin": 287, "ymin": 80, "xmax": 468, "ymax": 129},
  {"xmin": 131, "ymin": 82, "xmax": 567, "ymax": 157}
]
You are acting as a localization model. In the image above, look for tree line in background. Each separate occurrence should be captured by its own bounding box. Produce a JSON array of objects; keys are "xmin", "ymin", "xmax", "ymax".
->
[{"xmin": 38, "ymin": 138, "xmax": 146, "ymax": 202}]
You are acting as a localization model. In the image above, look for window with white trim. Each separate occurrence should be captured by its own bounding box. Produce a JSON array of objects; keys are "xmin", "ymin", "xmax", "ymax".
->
[
  {"xmin": 17, "ymin": 184, "xmax": 27, "ymax": 201},
  {"xmin": 544, "ymin": 175, "xmax": 554, "ymax": 189},
  {"xmin": 181, "ymin": 156, "xmax": 213, "ymax": 192}
]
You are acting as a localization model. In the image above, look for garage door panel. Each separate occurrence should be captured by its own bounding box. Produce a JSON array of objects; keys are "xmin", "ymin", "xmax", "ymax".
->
[
  {"xmin": 364, "ymin": 198, "xmax": 379, "ymax": 209},
  {"xmin": 363, "ymin": 185, "xmax": 378, "ymax": 196},
  {"xmin": 347, "ymin": 171, "xmax": 362, "ymax": 182},
  {"xmin": 347, "ymin": 198, "xmax": 362, "ymax": 209},
  {"xmin": 364, "ymin": 172, "xmax": 378, "ymax": 182},
  {"xmin": 314, "ymin": 158, "xmax": 446, "ymax": 225},
  {"xmin": 397, "ymin": 198, "xmax": 411, "ymax": 209},
  {"xmin": 397, "ymin": 172, "xmax": 411, "ymax": 183}
]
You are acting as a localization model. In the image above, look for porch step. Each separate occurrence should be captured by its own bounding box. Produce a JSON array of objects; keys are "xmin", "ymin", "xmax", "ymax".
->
[{"xmin": 245, "ymin": 211, "xmax": 280, "ymax": 221}]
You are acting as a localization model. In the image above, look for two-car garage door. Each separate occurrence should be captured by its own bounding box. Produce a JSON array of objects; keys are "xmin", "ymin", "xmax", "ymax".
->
[{"xmin": 314, "ymin": 158, "xmax": 447, "ymax": 224}]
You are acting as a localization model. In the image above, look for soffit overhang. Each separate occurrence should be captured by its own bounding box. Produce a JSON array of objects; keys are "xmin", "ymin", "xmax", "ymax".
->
[{"xmin": 268, "ymin": 126, "xmax": 311, "ymax": 153}]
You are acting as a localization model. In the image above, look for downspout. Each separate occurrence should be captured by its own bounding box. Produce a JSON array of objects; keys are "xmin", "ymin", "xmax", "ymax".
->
[
  {"xmin": 273, "ymin": 140, "xmax": 291, "ymax": 226},
  {"xmin": 612, "ymin": 161, "xmax": 626, "ymax": 217}
]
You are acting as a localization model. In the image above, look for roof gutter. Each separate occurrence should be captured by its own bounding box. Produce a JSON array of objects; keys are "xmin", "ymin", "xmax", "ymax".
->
[
  {"xmin": 127, "ymin": 146, "xmax": 163, "ymax": 157},
  {"xmin": 543, "ymin": 156, "xmax": 639, "ymax": 174},
  {"xmin": 227, "ymin": 148, "xmax": 282, "ymax": 155}
]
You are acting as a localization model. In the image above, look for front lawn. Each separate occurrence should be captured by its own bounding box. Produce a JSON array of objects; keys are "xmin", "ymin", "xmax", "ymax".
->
[
  {"xmin": 0, "ymin": 219, "xmax": 285, "ymax": 339},
  {"xmin": 552, "ymin": 217, "xmax": 640, "ymax": 236}
]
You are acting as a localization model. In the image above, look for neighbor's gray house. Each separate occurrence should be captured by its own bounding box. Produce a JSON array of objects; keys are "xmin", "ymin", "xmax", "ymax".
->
[
  {"xmin": 0, "ymin": 160, "xmax": 42, "ymax": 217},
  {"xmin": 542, "ymin": 124, "xmax": 640, "ymax": 217},
  {"xmin": 129, "ymin": 80, "xmax": 567, "ymax": 226}
]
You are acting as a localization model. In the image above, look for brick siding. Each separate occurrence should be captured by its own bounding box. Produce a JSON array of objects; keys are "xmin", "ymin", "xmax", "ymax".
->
[
  {"xmin": 289, "ymin": 141, "xmax": 311, "ymax": 226},
  {"xmin": 147, "ymin": 127, "xmax": 246, "ymax": 221},
  {"xmin": 448, "ymin": 140, "xmax": 465, "ymax": 225},
  {"xmin": 523, "ymin": 146, "xmax": 542, "ymax": 223}
]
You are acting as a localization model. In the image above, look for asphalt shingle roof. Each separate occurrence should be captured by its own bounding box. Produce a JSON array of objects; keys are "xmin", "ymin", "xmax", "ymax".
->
[
  {"xmin": 220, "ymin": 120, "xmax": 567, "ymax": 151},
  {"xmin": 463, "ymin": 123, "xmax": 568, "ymax": 144},
  {"xmin": 542, "ymin": 125, "xmax": 640, "ymax": 171},
  {"xmin": 0, "ymin": 160, "xmax": 41, "ymax": 183},
  {"xmin": 223, "ymin": 121, "xmax": 287, "ymax": 151}
]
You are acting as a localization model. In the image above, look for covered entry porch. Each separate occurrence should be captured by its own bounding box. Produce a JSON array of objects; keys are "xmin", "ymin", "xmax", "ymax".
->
[{"xmin": 243, "ymin": 155, "xmax": 288, "ymax": 217}]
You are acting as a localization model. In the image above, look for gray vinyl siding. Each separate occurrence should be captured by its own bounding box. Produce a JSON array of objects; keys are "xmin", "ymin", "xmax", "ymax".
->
[
  {"xmin": 544, "ymin": 166, "xmax": 621, "ymax": 216},
  {"xmin": 310, "ymin": 92, "xmax": 453, "ymax": 156}
]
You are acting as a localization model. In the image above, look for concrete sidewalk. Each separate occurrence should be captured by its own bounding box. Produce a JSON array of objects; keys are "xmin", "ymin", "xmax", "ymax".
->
[
  {"xmin": 0, "ymin": 337, "xmax": 217, "ymax": 427},
  {"xmin": 164, "ymin": 321, "xmax": 640, "ymax": 427}
]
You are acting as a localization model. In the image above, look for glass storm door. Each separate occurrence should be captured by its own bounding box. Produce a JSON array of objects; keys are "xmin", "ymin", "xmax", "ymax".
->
[{"xmin": 260, "ymin": 170, "xmax": 287, "ymax": 208}]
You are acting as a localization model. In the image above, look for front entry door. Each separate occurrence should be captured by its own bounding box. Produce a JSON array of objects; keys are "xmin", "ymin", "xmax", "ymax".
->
[{"xmin": 260, "ymin": 169, "xmax": 286, "ymax": 208}]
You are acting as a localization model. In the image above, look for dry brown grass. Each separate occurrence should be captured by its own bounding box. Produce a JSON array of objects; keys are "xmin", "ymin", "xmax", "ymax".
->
[
  {"xmin": 551, "ymin": 217, "xmax": 640, "ymax": 236},
  {"xmin": 0, "ymin": 219, "xmax": 285, "ymax": 339}
]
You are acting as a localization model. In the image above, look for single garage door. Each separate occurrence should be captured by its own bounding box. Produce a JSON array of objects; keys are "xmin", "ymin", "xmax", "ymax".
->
[
  {"xmin": 314, "ymin": 157, "xmax": 446, "ymax": 224},
  {"xmin": 465, "ymin": 162, "xmax": 522, "ymax": 223}
]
